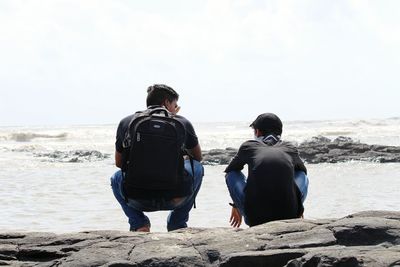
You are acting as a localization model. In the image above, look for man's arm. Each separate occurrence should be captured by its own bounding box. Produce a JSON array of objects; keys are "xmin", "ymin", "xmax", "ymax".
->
[
  {"xmin": 186, "ymin": 144, "xmax": 202, "ymax": 162},
  {"xmin": 115, "ymin": 151, "xmax": 122, "ymax": 168},
  {"xmin": 224, "ymin": 154, "xmax": 245, "ymax": 173},
  {"xmin": 179, "ymin": 116, "xmax": 202, "ymax": 162},
  {"xmin": 115, "ymin": 117, "xmax": 129, "ymax": 169},
  {"xmin": 224, "ymin": 141, "xmax": 251, "ymax": 173}
]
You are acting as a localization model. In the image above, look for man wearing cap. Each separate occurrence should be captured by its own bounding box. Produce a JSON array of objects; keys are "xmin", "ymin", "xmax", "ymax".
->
[{"xmin": 224, "ymin": 113, "xmax": 308, "ymax": 227}]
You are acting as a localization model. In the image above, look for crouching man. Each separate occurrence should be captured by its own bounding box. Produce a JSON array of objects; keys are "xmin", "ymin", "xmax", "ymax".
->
[
  {"xmin": 225, "ymin": 113, "xmax": 308, "ymax": 227},
  {"xmin": 110, "ymin": 84, "xmax": 204, "ymax": 232}
]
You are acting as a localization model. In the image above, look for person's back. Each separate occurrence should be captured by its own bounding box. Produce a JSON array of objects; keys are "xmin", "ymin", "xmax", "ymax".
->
[
  {"xmin": 241, "ymin": 142, "xmax": 302, "ymax": 226},
  {"xmin": 224, "ymin": 112, "xmax": 308, "ymax": 228}
]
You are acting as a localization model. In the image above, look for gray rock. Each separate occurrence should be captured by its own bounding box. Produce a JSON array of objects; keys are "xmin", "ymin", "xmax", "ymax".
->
[
  {"xmin": 326, "ymin": 217, "xmax": 400, "ymax": 246},
  {"xmin": 202, "ymin": 149, "xmax": 238, "ymax": 165},
  {"xmin": 347, "ymin": 210, "xmax": 400, "ymax": 220},
  {"xmin": 201, "ymin": 136, "xmax": 400, "ymax": 165},
  {"xmin": 299, "ymin": 136, "xmax": 400, "ymax": 164},
  {"xmin": 220, "ymin": 249, "xmax": 306, "ymax": 267},
  {"xmin": 1, "ymin": 211, "xmax": 400, "ymax": 266}
]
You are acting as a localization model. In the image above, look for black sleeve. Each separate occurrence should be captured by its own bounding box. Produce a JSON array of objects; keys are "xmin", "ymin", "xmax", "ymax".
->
[
  {"xmin": 176, "ymin": 116, "xmax": 199, "ymax": 149},
  {"xmin": 279, "ymin": 141, "xmax": 307, "ymax": 174},
  {"xmin": 292, "ymin": 154, "xmax": 307, "ymax": 174},
  {"xmin": 115, "ymin": 115, "xmax": 133, "ymax": 153},
  {"xmin": 224, "ymin": 141, "xmax": 252, "ymax": 173},
  {"xmin": 115, "ymin": 121, "xmax": 125, "ymax": 153}
]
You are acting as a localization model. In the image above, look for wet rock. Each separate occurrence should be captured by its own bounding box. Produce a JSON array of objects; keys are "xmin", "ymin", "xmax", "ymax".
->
[
  {"xmin": 202, "ymin": 149, "xmax": 238, "ymax": 165},
  {"xmin": 1, "ymin": 211, "xmax": 399, "ymax": 266},
  {"xmin": 299, "ymin": 136, "xmax": 400, "ymax": 163},
  {"xmin": 220, "ymin": 250, "xmax": 306, "ymax": 267},
  {"xmin": 202, "ymin": 136, "xmax": 400, "ymax": 165}
]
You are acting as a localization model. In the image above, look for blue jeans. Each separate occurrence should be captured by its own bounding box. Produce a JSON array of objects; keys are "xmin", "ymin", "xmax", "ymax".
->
[
  {"xmin": 293, "ymin": 170, "xmax": 309, "ymax": 203},
  {"xmin": 110, "ymin": 160, "xmax": 204, "ymax": 231},
  {"xmin": 225, "ymin": 170, "xmax": 309, "ymax": 226}
]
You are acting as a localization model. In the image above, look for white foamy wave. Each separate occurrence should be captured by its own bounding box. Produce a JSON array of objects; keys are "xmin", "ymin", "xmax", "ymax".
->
[
  {"xmin": 11, "ymin": 145, "xmax": 47, "ymax": 153},
  {"xmin": 350, "ymin": 120, "xmax": 388, "ymax": 127},
  {"xmin": 34, "ymin": 149, "xmax": 111, "ymax": 163},
  {"xmin": 319, "ymin": 131, "xmax": 355, "ymax": 137},
  {"xmin": 9, "ymin": 132, "xmax": 68, "ymax": 142}
]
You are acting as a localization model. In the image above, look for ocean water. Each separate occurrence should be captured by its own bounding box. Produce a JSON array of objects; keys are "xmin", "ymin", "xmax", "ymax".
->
[{"xmin": 1, "ymin": 118, "xmax": 400, "ymax": 233}]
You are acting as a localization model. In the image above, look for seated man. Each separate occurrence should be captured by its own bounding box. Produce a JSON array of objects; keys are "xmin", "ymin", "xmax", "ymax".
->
[
  {"xmin": 110, "ymin": 84, "xmax": 204, "ymax": 232},
  {"xmin": 225, "ymin": 113, "xmax": 309, "ymax": 227}
]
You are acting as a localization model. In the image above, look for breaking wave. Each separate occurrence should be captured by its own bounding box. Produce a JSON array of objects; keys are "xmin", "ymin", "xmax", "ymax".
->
[
  {"xmin": 34, "ymin": 150, "xmax": 111, "ymax": 163},
  {"xmin": 11, "ymin": 145, "xmax": 46, "ymax": 153},
  {"xmin": 10, "ymin": 132, "xmax": 68, "ymax": 142},
  {"xmin": 320, "ymin": 131, "xmax": 354, "ymax": 136},
  {"xmin": 351, "ymin": 120, "xmax": 387, "ymax": 127}
]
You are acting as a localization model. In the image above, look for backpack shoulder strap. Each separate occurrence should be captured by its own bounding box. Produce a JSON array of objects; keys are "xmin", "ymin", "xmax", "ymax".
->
[
  {"xmin": 148, "ymin": 107, "xmax": 170, "ymax": 117},
  {"xmin": 122, "ymin": 110, "xmax": 147, "ymax": 149}
]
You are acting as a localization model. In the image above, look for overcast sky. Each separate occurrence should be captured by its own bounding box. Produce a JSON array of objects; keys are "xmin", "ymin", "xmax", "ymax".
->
[{"xmin": 0, "ymin": 0, "xmax": 399, "ymax": 126}]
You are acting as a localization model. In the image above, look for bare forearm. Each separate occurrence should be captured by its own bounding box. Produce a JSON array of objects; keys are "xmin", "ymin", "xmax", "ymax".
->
[
  {"xmin": 186, "ymin": 144, "xmax": 202, "ymax": 162},
  {"xmin": 115, "ymin": 151, "xmax": 122, "ymax": 168}
]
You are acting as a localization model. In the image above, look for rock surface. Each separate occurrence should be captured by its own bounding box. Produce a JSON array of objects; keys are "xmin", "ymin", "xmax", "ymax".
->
[
  {"xmin": 298, "ymin": 136, "xmax": 400, "ymax": 164},
  {"xmin": 202, "ymin": 136, "xmax": 400, "ymax": 165},
  {"xmin": 1, "ymin": 211, "xmax": 399, "ymax": 266}
]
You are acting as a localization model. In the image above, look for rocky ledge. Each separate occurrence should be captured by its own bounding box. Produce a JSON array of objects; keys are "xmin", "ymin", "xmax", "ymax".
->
[
  {"xmin": 202, "ymin": 136, "xmax": 400, "ymax": 165},
  {"xmin": 1, "ymin": 211, "xmax": 399, "ymax": 266}
]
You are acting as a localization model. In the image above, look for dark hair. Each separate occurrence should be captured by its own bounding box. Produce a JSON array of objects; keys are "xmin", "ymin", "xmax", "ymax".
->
[
  {"xmin": 146, "ymin": 84, "xmax": 179, "ymax": 107},
  {"xmin": 250, "ymin": 113, "xmax": 283, "ymax": 136}
]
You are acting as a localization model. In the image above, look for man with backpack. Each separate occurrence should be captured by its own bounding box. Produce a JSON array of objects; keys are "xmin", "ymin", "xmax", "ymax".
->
[
  {"xmin": 110, "ymin": 84, "xmax": 203, "ymax": 232},
  {"xmin": 225, "ymin": 113, "xmax": 309, "ymax": 228}
]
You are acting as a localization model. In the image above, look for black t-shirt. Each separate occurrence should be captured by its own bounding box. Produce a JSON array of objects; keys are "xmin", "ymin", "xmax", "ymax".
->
[
  {"xmin": 225, "ymin": 140, "xmax": 306, "ymax": 226},
  {"xmin": 115, "ymin": 108, "xmax": 199, "ymax": 199}
]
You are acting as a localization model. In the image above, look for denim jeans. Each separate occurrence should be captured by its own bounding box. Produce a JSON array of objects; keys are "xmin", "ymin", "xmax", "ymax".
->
[
  {"xmin": 110, "ymin": 159, "xmax": 204, "ymax": 231},
  {"xmin": 225, "ymin": 170, "xmax": 309, "ymax": 226},
  {"xmin": 293, "ymin": 170, "xmax": 309, "ymax": 203}
]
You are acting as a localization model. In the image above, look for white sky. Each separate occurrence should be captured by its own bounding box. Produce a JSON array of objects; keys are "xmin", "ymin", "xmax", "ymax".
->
[{"xmin": 0, "ymin": 0, "xmax": 399, "ymax": 126}]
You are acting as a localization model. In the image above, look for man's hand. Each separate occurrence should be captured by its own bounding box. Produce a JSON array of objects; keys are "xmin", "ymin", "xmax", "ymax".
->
[{"xmin": 229, "ymin": 207, "xmax": 242, "ymax": 228}]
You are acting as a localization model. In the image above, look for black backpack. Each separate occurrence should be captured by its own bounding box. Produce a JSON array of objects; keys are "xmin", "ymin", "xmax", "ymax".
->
[{"xmin": 121, "ymin": 107, "xmax": 187, "ymax": 198}]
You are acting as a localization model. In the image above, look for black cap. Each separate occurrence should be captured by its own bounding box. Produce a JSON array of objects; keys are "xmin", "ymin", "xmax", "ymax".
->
[{"xmin": 250, "ymin": 113, "xmax": 283, "ymax": 135}]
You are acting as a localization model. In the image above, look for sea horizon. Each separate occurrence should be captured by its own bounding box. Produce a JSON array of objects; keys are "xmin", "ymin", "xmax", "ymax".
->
[{"xmin": 1, "ymin": 115, "xmax": 400, "ymax": 128}]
